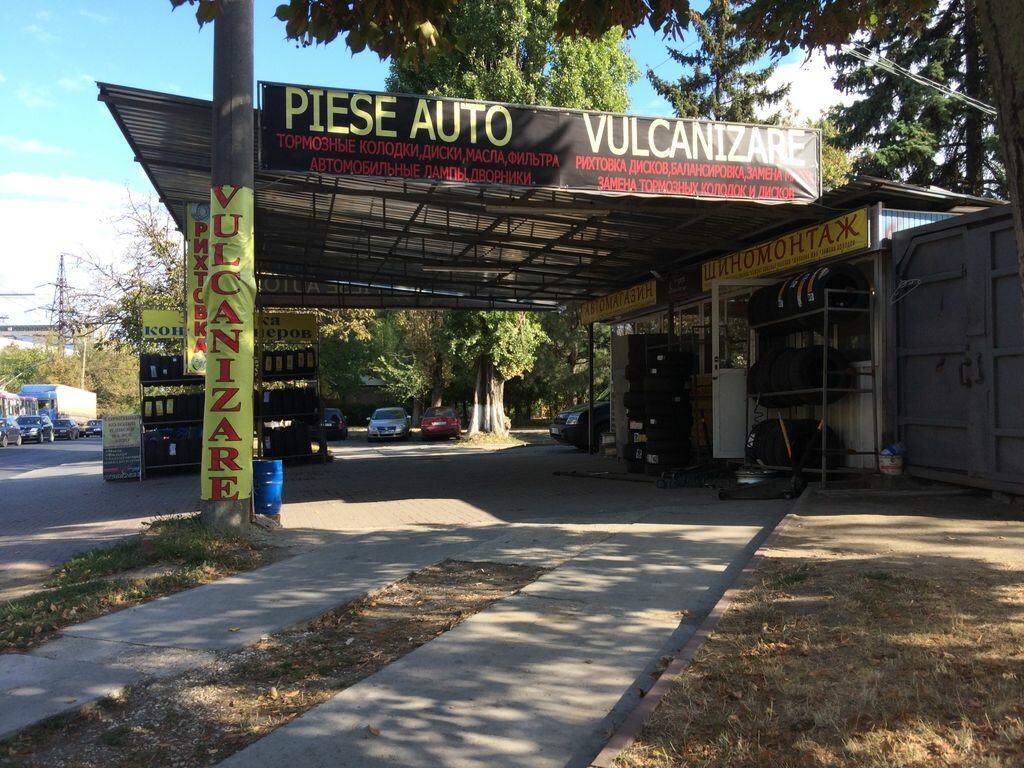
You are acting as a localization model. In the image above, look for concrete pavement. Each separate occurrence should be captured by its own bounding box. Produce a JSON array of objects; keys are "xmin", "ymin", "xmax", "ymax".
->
[{"xmin": 1, "ymin": 442, "xmax": 787, "ymax": 752}]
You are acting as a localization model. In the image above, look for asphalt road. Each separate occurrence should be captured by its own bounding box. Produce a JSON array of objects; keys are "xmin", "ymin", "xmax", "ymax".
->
[{"xmin": 0, "ymin": 436, "xmax": 196, "ymax": 599}]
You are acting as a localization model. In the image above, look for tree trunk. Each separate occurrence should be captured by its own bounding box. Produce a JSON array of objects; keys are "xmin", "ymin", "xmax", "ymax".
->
[
  {"xmin": 467, "ymin": 357, "xmax": 508, "ymax": 437},
  {"xmin": 430, "ymin": 356, "xmax": 444, "ymax": 407},
  {"xmin": 975, "ymin": 0, "xmax": 1024, "ymax": 326}
]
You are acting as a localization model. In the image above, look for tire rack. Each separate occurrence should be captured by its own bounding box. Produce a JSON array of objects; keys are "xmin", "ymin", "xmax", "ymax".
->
[
  {"xmin": 748, "ymin": 287, "xmax": 878, "ymax": 488},
  {"xmin": 254, "ymin": 324, "xmax": 327, "ymax": 464},
  {"xmin": 139, "ymin": 354, "xmax": 205, "ymax": 476},
  {"xmin": 623, "ymin": 334, "xmax": 695, "ymax": 477}
]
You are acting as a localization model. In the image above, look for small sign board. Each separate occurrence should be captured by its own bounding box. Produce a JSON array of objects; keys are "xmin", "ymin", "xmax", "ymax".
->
[{"xmin": 103, "ymin": 415, "xmax": 142, "ymax": 481}]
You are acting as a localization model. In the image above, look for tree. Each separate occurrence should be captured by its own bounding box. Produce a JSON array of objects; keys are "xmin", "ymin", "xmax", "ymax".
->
[
  {"xmin": 827, "ymin": 1, "xmax": 1003, "ymax": 197},
  {"xmin": 386, "ymin": 0, "xmax": 637, "ymax": 112},
  {"xmin": 318, "ymin": 308, "xmax": 374, "ymax": 409},
  {"xmin": 75, "ymin": 194, "xmax": 184, "ymax": 353},
  {"xmin": 385, "ymin": 0, "xmax": 634, "ymax": 435},
  {"xmin": 177, "ymin": 0, "xmax": 1024, "ymax": 328},
  {"xmin": 447, "ymin": 311, "xmax": 548, "ymax": 436},
  {"xmin": 648, "ymin": 0, "xmax": 789, "ymax": 123}
]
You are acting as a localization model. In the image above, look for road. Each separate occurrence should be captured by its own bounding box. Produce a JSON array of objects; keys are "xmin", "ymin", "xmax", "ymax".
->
[{"xmin": 0, "ymin": 437, "xmax": 196, "ymax": 599}]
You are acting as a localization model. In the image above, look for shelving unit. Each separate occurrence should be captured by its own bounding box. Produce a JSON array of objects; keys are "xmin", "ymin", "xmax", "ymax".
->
[
  {"xmin": 255, "ymin": 339, "xmax": 327, "ymax": 463},
  {"xmin": 139, "ymin": 356, "xmax": 204, "ymax": 475},
  {"xmin": 747, "ymin": 288, "xmax": 878, "ymax": 487}
]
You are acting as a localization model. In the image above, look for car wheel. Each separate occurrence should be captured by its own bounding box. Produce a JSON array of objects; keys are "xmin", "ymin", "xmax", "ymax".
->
[{"xmin": 0, "ymin": 434, "xmax": 7, "ymax": 448}]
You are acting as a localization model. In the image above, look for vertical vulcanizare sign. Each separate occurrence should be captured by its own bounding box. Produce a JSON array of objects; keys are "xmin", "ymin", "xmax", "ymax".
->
[
  {"xmin": 201, "ymin": 185, "xmax": 255, "ymax": 502},
  {"xmin": 260, "ymin": 83, "xmax": 821, "ymax": 203},
  {"xmin": 186, "ymin": 203, "xmax": 210, "ymax": 375}
]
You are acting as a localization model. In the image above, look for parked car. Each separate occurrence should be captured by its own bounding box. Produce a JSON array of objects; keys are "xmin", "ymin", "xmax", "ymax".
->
[
  {"xmin": 420, "ymin": 406, "xmax": 461, "ymax": 440},
  {"xmin": 367, "ymin": 407, "xmax": 411, "ymax": 441},
  {"xmin": 549, "ymin": 401, "xmax": 610, "ymax": 450},
  {"xmin": 322, "ymin": 408, "xmax": 348, "ymax": 440},
  {"xmin": 84, "ymin": 419, "xmax": 103, "ymax": 437},
  {"xmin": 16, "ymin": 414, "xmax": 55, "ymax": 444},
  {"xmin": 52, "ymin": 418, "xmax": 81, "ymax": 440},
  {"xmin": 0, "ymin": 415, "xmax": 22, "ymax": 447}
]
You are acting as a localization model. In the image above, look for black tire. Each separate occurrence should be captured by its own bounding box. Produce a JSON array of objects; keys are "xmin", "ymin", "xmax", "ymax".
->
[{"xmin": 643, "ymin": 376, "xmax": 685, "ymax": 394}]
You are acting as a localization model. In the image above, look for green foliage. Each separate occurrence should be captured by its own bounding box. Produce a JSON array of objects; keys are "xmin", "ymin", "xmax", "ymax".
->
[
  {"xmin": 506, "ymin": 311, "xmax": 609, "ymax": 420},
  {"xmin": 447, "ymin": 311, "xmax": 548, "ymax": 382},
  {"xmin": 174, "ymin": 0, "xmax": 691, "ymax": 63},
  {"xmin": 318, "ymin": 309, "xmax": 375, "ymax": 406},
  {"xmin": 827, "ymin": 1, "xmax": 1003, "ymax": 197},
  {"xmin": 648, "ymin": 0, "xmax": 789, "ymax": 123},
  {"xmin": 386, "ymin": 0, "xmax": 637, "ymax": 111}
]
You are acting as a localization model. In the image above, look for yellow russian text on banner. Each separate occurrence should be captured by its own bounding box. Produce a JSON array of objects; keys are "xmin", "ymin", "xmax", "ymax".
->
[
  {"xmin": 700, "ymin": 208, "xmax": 870, "ymax": 290},
  {"xmin": 579, "ymin": 279, "xmax": 658, "ymax": 325},
  {"xmin": 201, "ymin": 185, "xmax": 255, "ymax": 501},
  {"xmin": 186, "ymin": 203, "xmax": 211, "ymax": 375}
]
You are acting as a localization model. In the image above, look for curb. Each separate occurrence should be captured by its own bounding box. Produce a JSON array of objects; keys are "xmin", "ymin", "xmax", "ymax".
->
[{"xmin": 588, "ymin": 493, "xmax": 810, "ymax": 767}]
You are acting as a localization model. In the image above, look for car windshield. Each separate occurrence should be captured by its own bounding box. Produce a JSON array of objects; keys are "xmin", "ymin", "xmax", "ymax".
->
[
  {"xmin": 89, "ymin": 420, "xmax": 101, "ymax": 425},
  {"xmin": 18, "ymin": 416, "xmax": 41, "ymax": 425},
  {"xmin": 372, "ymin": 408, "xmax": 406, "ymax": 420},
  {"xmin": 424, "ymin": 407, "xmax": 457, "ymax": 418}
]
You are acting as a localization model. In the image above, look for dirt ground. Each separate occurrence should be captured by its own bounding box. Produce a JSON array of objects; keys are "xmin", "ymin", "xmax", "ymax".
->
[
  {"xmin": 616, "ymin": 489, "xmax": 1024, "ymax": 768},
  {"xmin": 2, "ymin": 560, "xmax": 545, "ymax": 768}
]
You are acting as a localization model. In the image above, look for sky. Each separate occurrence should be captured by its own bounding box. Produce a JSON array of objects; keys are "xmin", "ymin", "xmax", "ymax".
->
[{"xmin": 0, "ymin": 1, "xmax": 845, "ymax": 326}]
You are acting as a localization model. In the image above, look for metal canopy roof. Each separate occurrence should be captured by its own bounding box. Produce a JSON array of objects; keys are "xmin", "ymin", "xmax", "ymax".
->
[{"xmin": 97, "ymin": 82, "xmax": 997, "ymax": 312}]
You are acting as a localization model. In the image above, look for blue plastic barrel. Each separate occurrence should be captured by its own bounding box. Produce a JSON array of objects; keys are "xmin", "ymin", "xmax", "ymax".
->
[{"xmin": 252, "ymin": 459, "xmax": 283, "ymax": 517}]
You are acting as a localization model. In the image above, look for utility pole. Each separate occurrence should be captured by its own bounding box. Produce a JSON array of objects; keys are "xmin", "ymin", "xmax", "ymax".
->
[{"xmin": 200, "ymin": 0, "xmax": 255, "ymax": 534}]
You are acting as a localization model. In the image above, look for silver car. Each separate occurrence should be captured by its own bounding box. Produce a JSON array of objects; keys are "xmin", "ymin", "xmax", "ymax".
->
[
  {"xmin": 0, "ymin": 415, "xmax": 22, "ymax": 447},
  {"xmin": 367, "ymin": 407, "xmax": 411, "ymax": 441}
]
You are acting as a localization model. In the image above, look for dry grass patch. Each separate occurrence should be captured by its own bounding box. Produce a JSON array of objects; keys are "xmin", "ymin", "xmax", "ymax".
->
[
  {"xmin": 1, "ymin": 515, "xmax": 272, "ymax": 653},
  {"xmin": 618, "ymin": 558, "xmax": 1024, "ymax": 768},
  {"xmin": 2, "ymin": 559, "xmax": 545, "ymax": 767}
]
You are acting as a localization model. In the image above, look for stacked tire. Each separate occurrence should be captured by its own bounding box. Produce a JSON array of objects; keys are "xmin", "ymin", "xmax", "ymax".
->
[
  {"xmin": 747, "ymin": 345, "xmax": 852, "ymax": 407},
  {"xmin": 642, "ymin": 347, "xmax": 694, "ymax": 476},
  {"xmin": 623, "ymin": 336, "xmax": 648, "ymax": 474},
  {"xmin": 748, "ymin": 264, "xmax": 869, "ymax": 334}
]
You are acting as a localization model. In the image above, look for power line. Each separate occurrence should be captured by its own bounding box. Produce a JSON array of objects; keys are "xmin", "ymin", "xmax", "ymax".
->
[{"xmin": 840, "ymin": 44, "xmax": 997, "ymax": 116}]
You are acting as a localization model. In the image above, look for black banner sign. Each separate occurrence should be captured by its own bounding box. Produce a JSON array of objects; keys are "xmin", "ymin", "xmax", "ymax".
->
[{"xmin": 260, "ymin": 82, "xmax": 821, "ymax": 203}]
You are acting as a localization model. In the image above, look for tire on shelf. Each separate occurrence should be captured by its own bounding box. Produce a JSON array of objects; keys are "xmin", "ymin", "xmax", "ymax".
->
[{"xmin": 801, "ymin": 263, "xmax": 870, "ymax": 313}]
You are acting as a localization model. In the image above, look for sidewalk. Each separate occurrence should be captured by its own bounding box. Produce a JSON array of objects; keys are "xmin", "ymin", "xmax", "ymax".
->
[
  {"xmin": 4, "ymin": 458, "xmax": 1021, "ymax": 766},
  {"xmin": 0, "ymin": 460, "xmax": 786, "ymax": 754}
]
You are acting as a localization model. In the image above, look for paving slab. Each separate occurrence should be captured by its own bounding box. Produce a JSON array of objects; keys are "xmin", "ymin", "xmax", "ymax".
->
[
  {"xmin": 0, "ymin": 654, "xmax": 140, "ymax": 740},
  {"xmin": 215, "ymin": 510, "xmax": 779, "ymax": 768}
]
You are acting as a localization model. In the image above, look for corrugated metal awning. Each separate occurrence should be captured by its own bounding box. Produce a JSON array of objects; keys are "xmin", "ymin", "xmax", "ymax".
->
[{"xmin": 97, "ymin": 82, "xmax": 998, "ymax": 311}]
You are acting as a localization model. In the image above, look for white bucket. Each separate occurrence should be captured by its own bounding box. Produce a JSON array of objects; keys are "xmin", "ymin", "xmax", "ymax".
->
[{"xmin": 879, "ymin": 453, "xmax": 904, "ymax": 476}]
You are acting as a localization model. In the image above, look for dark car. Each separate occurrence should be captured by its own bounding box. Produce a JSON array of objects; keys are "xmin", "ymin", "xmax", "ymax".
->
[
  {"xmin": 52, "ymin": 418, "xmax": 81, "ymax": 440},
  {"xmin": 420, "ymin": 406, "xmax": 461, "ymax": 440},
  {"xmin": 84, "ymin": 419, "xmax": 103, "ymax": 437},
  {"xmin": 549, "ymin": 401, "xmax": 610, "ymax": 450},
  {"xmin": 322, "ymin": 408, "xmax": 348, "ymax": 440},
  {"xmin": 0, "ymin": 415, "xmax": 22, "ymax": 447},
  {"xmin": 16, "ymin": 414, "xmax": 55, "ymax": 444}
]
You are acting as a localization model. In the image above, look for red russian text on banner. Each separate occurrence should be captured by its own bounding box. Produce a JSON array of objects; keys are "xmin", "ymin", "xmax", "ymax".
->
[
  {"xmin": 201, "ymin": 185, "xmax": 255, "ymax": 501},
  {"xmin": 186, "ymin": 202, "xmax": 211, "ymax": 375}
]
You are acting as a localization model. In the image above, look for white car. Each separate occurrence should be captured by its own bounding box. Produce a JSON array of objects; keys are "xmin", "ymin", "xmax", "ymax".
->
[{"xmin": 367, "ymin": 407, "xmax": 411, "ymax": 441}]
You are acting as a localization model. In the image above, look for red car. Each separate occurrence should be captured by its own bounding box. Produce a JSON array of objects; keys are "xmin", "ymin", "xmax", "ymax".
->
[{"xmin": 420, "ymin": 406, "xmax": 461, "ymax": 440}]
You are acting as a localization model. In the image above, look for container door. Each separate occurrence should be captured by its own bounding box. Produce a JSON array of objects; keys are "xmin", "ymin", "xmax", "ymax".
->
[{"xmin": 894, "ymin": 213, "xmax": 1024, "ymax": 493}]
